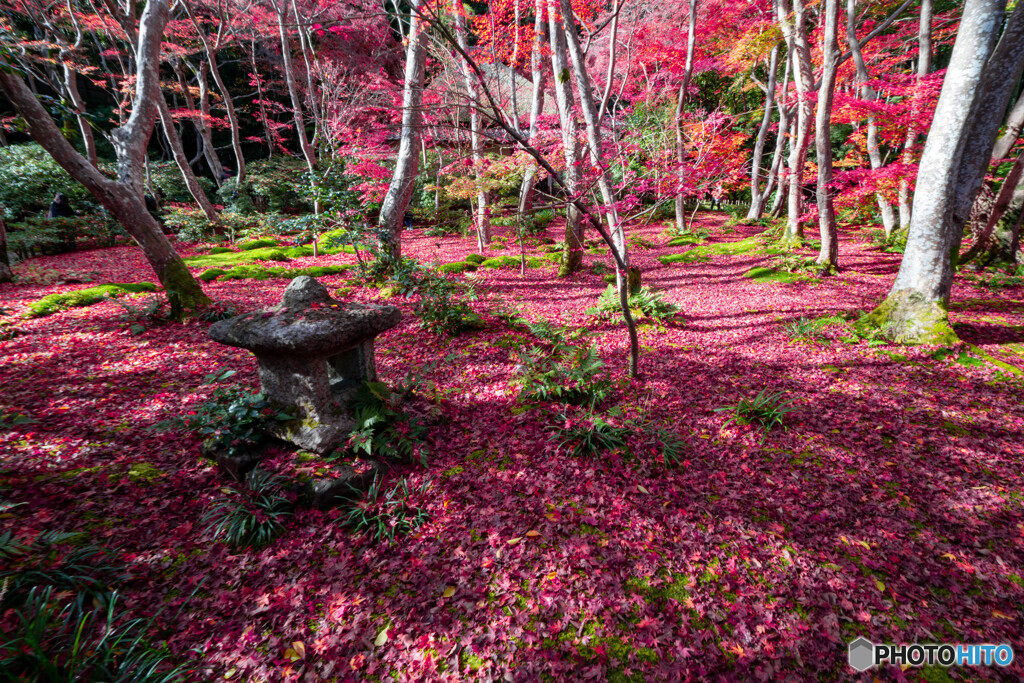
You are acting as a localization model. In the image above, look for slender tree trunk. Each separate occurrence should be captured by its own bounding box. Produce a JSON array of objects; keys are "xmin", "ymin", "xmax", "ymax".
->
[
  {"xmin": 674, "ymin": 0, "xmax": 698, "ymax": 232},
  {"xmin": 561, "ymin": 0, "xmax": 628, "ymax": 283},
  {"xmin": 548, "ymin": 5, "xmax": 584, "ymax": 276},
  {"xmin": 847, "ymin": 0, "xmax": 897, "ymax": 237},
  {"xmin": 377, "ymin": 0, "xmax": 427, "ymax": 264},
  {"xmin": 250, "ymin": 42, "xmax": 275, "ymax": 158},
  {"xmin": 0, "ymin": 217, "xmax": 12, "ymax": 283},
  {"xmin": 864, "ymin": 0, "xmax": 1024, "ymax": 343},
  {"xmin": 207, "ymin": 52, "xmax": 246, "ymax": 184},
  {"xmin": 277, "ymin": 6, "xmax": 316, "ymax": 172},
  {"xmin": 765, "ymin": 54, "xmax": 793, "ymax": 218},
  {"xmin": 598, "ymin": 0, "xmax": 620, "ymax": 123},
  {"xmin": 777, "ymin": 0, "xmax": 815, "ymax": 243},
  {"xmin": 960, "ymin": 148, "xmax": 1024, "ymax": 264},
  {"xmin": 192, "ymin": 62, "xmax": 226, "ymax": 184},
  {"xmin": 453, "ymin": 0, "xmax": 490, "ymax": 248},
  {"xmin": 897, "ymin": 0, "xmax": 933, "ymax": 231},
  {"xmin": 815, "ymin": 0, "xmax": 841, "ymax": 269},
  {"xmin": 0, "ymin": 0, "xmax": 208, "ymax": 313},
  {"xmin": 157, "ymin": 96, "xmax": 219, "ymax": 222},
  {"xmin": 747, "ymin": 44, "xmax": 781, "ymax": 220},
  {"xmin": 991, "ymin": 93, "xmax": 1024, "ymax": 161},
  {"xmin": 518, "ymin": 0, "xmax": 548, "ymax": 215}
]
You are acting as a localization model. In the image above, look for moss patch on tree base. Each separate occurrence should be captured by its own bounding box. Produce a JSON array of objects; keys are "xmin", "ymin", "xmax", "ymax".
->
[{"xmin": 857, "ymin": 290, "xmax": 959, "ymax": 346}]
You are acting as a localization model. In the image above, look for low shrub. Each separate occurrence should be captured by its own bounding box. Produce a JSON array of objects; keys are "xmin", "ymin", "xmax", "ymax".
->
[
  {"xmin": 516, "ymin": 343, "xmax": 613, "ymax": 409},
  {"xmin": 26, "ymin": 283, "xmax": 158, "ymax": 318},
  {"xmin": 237, "ymin": 238, "xmax": 279, "ymax": 251},
  {"xmin": 436, "ymin": 261, "xmax": 477, "ymax": 274},
  {"xmin": 182, "ymin": 382, "xmax": 294, "ymax": 460},
  {"xmin": 343, "ymin": 475, "xmax": 431, "ymax": 543},
  {"xmin": 203, "ymin": 468, "xmax": 294, "ymax": 548},
  {"xmin": 587, "ymin": 285, "xmax": 680, "ymax": 323},
  {"xmin": 6, "ymin": 216, "xmax": 125, "ymax": 260},
  {"xmin": 340, "ymin": 381, "xmax": 432, "ymax": 465}
]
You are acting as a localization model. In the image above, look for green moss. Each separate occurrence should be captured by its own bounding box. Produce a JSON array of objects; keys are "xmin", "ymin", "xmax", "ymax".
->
[
  {"xmin": 237, "ymin": 238, "xmax": 279, "ymax": 251},
  {"xmin": 659, "ymin": 236, "xmax": 772, "ymax": 266},
  {"xmin": 26, "ymin": 282, "xmax": 158, "ymax": 317},
  {"xmin": 212, "ymin": 264, "xmax": 352, "ymax": 282},
  {"xmin": 744, "ymin": 267, "xmax": 807, "ymax": 284},
  {"xmin": 857, "ymin": 290, "xmax": 959, "ymax": 345},
  {"xmin": 127, "ymin": 462, "xmax": 164, "ymax": 485},
  {"xmin": 479, "ymin": 255, "xmax": 520, "ymax": 269},
  {"xmin": 207, "ymin": 246, "xmax": 235, "ymax": 254},
  {"xmin": 198, "ymin": 268, "xmax": 227, "ymax": 282},
  {"xmin": 436, "ymin": 261, "xmax": 478, "ymax": 274},
  {"xmin": 464, "ymin": 253, "xmax": 486, "ymax": 264}
]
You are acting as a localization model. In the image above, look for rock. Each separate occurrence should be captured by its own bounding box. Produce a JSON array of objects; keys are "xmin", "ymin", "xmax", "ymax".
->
[{"xmin": 208, "ymin": 276, "xmax": 401, "ymax": 453}]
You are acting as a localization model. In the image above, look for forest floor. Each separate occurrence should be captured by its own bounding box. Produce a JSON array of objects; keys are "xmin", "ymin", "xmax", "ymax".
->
[{"xmin": 1, "ymin": 213, "xmax": 1023, "ymax": 681}]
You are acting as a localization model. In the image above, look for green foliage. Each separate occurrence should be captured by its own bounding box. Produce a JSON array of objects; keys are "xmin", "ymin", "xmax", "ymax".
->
[
  {"xmin": 26, "ymin": 283, "xmax": 157, "ymax": 318},
  {"xmin": 436, "ymin": 261, "xmax": 478, "ymax": 274},
  {"xmin": 182, "ymin": 382, "xmax": 294, "ymax": 460},
  {"xmin": 783, "ymin": 315, "xmax": 846, "ymax": 342},
  {"xmin": 343, "ymin": 475, "xmax": 431, "ymax": 543},
  {"xmin": 148, "ymin": 161, "xmax": 214, "ymax": 204},
  {"xmin": 416, "ymin": 275, "xmax": 485, "ymax": 335},
  {"xmin": 109, "ymin": 293, "xmax": 171, "ymax": 335},
  {"xmin": 0, "ymin": 143, "xmax": 101, "ymax": 220},
  {"xmin": 744, "ymin": 266, "xmax": 808, "ymax": 284},
  {"xmin": 184, "ymin": 246, "xmax": 299, "ymax": 269},
  {"xmin": 548, "ymin": 413, "xmax": 629, "ymax": 457},
  {"xmin": 0, "ymin": 587, "xmax": 187, "ymax": 682},
  {"xmin": 202, "ymin": 468, "xmax": 294, "ymax": 548},
  {"xmin": 341, "ymin": 381, "xmax": 431, "ymax": 465},
  {"xmin": 587, "ymin": 285, "xmax": 681, "ymax": 323},
  {"xmin": 715, "ymin": 389, "xmax": 796, "ymax": 432},
  {"xmin": 0, "ymin": 531, "xmax": 123, "ymax": 607},
  {"xmin": 201, "ymin": 264, "xmax": 352, "ymax": 283},
  {"xmin": 464, "ymin": 253, "xmax": 487, "ymax": 264},
  {"xmin": 237, "ymin": 238, "xmax": 279, "ymax": 251},
  {"xmin": 516, "ymin": 342, "xmax": 613, "ymax": 409},
  {"xmin": 5, "ymin": 216, "xmax": 125, "ymax": 261},
  {"xmin": 217, "ymin": 158, "xmax": 311, "ymax": 214}
]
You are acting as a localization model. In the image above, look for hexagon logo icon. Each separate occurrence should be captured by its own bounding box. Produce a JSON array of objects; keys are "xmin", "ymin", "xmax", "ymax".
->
[{"xmin": 848, "ymin": 637, "xmax": 875, "ymax": 672}]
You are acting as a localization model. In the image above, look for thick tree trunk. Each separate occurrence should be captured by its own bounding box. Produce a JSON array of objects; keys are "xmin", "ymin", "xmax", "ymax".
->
[
  {"xmin": 747, "ymin": 44, "xmax": 780, "ymax": 221},
  {"xmin": 560, "ymin": 0, "xmax": 628, "ymax": 283},
  {"xmin": 377, "ymin": 0, "xmax": 427, "ymax": 264},
  {"xmin": 157, "ymin": 97, "xmax": 219, "ymax": 222},
  {"xmin": 815, "ymin": 0, "xmax": 841, "ymax": 270},
  {"xmin": 897, "ymin": 0, "xmax": 933, "ymax": 231},
  {"xmin": 777, "ymin": 0, "xmax": 815, "ymax": 243},
  {"xmin": 453, "ymin": 0, "xmax": 490, "ymax": 248},
  {"xmin": 0, "ymin": 0, "xmax": 208, "ymax": 313},
  {"xmin": 863, "ymin": 0, "xmax": 1024, "ymax": 344},
  {"xmin": 673, "ymin": 0, "xmax": 698, "ymax": 233},
  {"xmin": 548, "ymin": 10, "xmax": 584, "ymax": 276},
  {"xmin": 0, "ymin": 217, "xmax": 12, "ymax": 283},
  {"xmin": 518, "ymin": 0, "xmax": 548, "ymax": 215}
]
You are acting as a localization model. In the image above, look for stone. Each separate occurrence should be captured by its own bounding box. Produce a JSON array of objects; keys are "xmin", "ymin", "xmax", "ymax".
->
[{"xmin": 208, "ymin": 276, "xmax": 401, "ymax": 453}]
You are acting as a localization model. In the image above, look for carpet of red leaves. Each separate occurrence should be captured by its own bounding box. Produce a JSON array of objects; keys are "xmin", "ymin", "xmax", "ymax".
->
[{"xmin": 2, "ymin": 214, "xmax": 1023, "ymax": 681}]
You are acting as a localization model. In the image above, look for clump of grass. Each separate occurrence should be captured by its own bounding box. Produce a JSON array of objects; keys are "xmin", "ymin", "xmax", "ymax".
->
[
  {"xmin": 202, "ymin": 468, "xmax": 294, "ymax": 548},
  {"xmin": 26, "ymin": 283, "xmax": 157, "ymax": 318},
  {"xmin": 548, "ymin": 413, "xmax": 630, "ymax": 457},
  {"xmin": 715, "ymin": 389, "xmax": 796, "ymax": 432},
  {"xmin": 343, "ymin": 476, "xmax": 431, "ymax": 543},
  {"xmin": 783, "ymin": 314, "xmax": 846, "ymax": 342}
]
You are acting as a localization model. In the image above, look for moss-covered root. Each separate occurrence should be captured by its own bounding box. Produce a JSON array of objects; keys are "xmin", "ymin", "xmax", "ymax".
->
[
  {"xmin": 159, "ymin": 259, "xmax": 210, "ymax": 320},
  {"xmin": 857, "ymin": 290, "xmax": 959, "ymax": 345}
]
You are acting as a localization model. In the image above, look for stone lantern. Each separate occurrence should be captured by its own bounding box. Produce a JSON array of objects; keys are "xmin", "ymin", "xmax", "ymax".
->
[{"xmin": 208, "ymin": 276, "xmax": 401, "ymax": 454}]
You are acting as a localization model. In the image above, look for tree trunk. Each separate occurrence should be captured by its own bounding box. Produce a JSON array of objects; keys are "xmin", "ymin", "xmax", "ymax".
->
[
  {"xmin": 897, "ymin": 0, "xmax": 933, "ymax": 231},
  {"xmin": 777, "ymin": 0, "xmax": 815, "ymax": 243},
  {"xmin": 548, "ymin": 9, "xmax": 584, "ymax": 276},
  {"xmin": 863, "ymin": 0, "xmax": 1024, "ymax": 344},
  {"xmin": 814, "ymin": 0, "xmax": 841, "ymax": 270},
  {"xmin": 377, "ymin": 0, "xmax": 427, "ymax": 264},
  {"xmin": 191, "ymin": 61, "xmax": 226, "ymax": 184},
  {"xmin": 747, "ymin": 44, "xmax": 781, "ymax": 221},
  {"xmin": 561, "ymin": 0, "xmax": 628, "ymax": 280},
  {"xmin": 518, "ymin": 0, "xmax": 548, "ymax": 215},
  {"xmin": 0, "ymin": 0, "xmax": 208, "ymax": 314},
  {"xmin": 766, "ymin": 54, "xmax": 794, "ymax": 219},
  {"xmin": 277, "ymin": 6, "xmax": 316, "ymax": 173},
  {"xmin": 847, "ymin": 0, "xmax": 897, "ymax": 238},
  {"xmin": 453, "ymin": 0, "xmax": 490, "ymax": 248},
  {"xmin": 960, "ymin": 148, "xmax": 1024, "ymax": 264},
  {"xmin": 157, "ymin": 96, "xmax": 219, "ymax": 222},
  {"xmin": 0, "ymin": 216, "xmax": 12, "ymax": 283},
  {"xmin": 673, "ymin": 0, "xmax": 698, "ymax": 233},
  {"xmin": 207, "ymin": 52, "xmax": 246, "ymax": 184}
]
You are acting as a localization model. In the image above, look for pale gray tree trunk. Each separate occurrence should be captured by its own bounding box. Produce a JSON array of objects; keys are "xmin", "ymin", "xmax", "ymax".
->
[
  {"xmin": 815, "ymin": 0, "xmax": 841, "ymax": 269},
  {"xmin": 0, "ymin": 217, "xmax": 12, "ymax": 283},
  {"xmin": 378, "ymin": 0, "xmax": 427, "ymax": 264},
  {"xmin": 193, "ymin": 62, "xmax": 226, "ymax": 184},
  {"xmin": 777, "ymin": 0, "xmax": 815, "ymax": 243},
  {"xmin": 157, "ymin": 97, "xmax": 219, "ymax": 222},
  {"xmin": 898, "ymin": 0, "xmax": 933, "ymax": 231},
  {"xmin": 864, "ymin": 0, "xmax": 1024, "ymax": 343},
  {"xmin": 747, "ymin": 43, "xmax": 780, "ymax": 220},
  {"xmin": 548, "ymin": 10, "xmax": 584, "ymax": 276},
  {"xmin": 277, "ymin": 4, "xmax": 316, "ymax": 173},
  {"xmin": 847, "ymin": 0, "xmax": 897, "ymax": 237},
  {"xmin": 453, "ymin": 0, "xmax": 491, "ymax": 248},
  {"xmin": 673, "ymin": 0, "xmax": 698, "ymax": 233},
  {"xmin": 766, "ymin": 54, "xmax": 794, "ymax": 218},
  {"xmin": 560, "ymin": 0, "xmax": 628, "ymax": 290},
  {"xmin": 991, "ymin": 93, "xmax": 1024, "ymax": 161},
  {"xmin": 518, "ymin": 0, "xmax": 548, "ymax": 215},
  {"xmin": 0, "ymin": 0, "xmax": 208, "ymax": 313}
]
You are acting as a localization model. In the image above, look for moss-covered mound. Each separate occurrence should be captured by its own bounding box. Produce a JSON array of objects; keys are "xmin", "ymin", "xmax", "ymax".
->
[
  {"xmin": 27, "ymin": 283, "xmax": 158, "ymax": 318},
  {"xmin": 200, "ymin": 264, "xmax": 353, "ymax": 283},
  {"xmin": 237, "ymin": 238, "xmax": 279, "ymax": 251},
  {"xmin": 437, "ymin": 261, "xmax": 478, "ymax": 274}
]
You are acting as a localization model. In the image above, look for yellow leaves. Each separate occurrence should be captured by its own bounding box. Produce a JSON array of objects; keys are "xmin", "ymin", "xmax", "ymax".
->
[
  {"xmin": 545, "ymin": 570, "xmax": 557, "ymax": 581},
  {"xmin": 637, "ymin": 484, "xmax": 650, "ymax": 494},
  {"xmin": 507, "ymin": 537, "xmax": 522, "ymax": 545},
  {"xmin": 283, "ymin": 641, "xmax": 305, "ymax": 662},
  {"xmin": 442, "ymin": 586, "xmax": 456, "ymax": 598},
  {"xmin": 374, "ymin": 628, "xmax": 389, "ymax": 647},
  {"xmin": 525, "ymin": 530, "xmax": 541, "ymax": 538},
  {"xmin": 941, "ymin": 552, "xmax": 958, "ymax": 561},
  {"xmin": 874, "ymin": 579, "xmax": 886, "ymax": 593},
  {"xmin": 992, "ymin": 610, "xmax": 1013, "ymax": 620}
]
